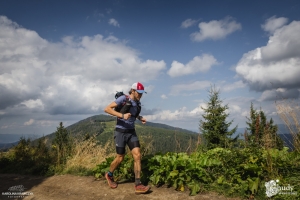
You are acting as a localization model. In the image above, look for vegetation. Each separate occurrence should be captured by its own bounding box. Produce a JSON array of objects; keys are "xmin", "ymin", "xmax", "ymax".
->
[
  {"xmin": 93, "ymin": 147, "xmax": 300, "ymax": 199},
  {"xmin": 52, "ymin": 122, "xmax": 73, "ymax": 168},
  {"xmin": 276, "ymin": 99, "xmax": 300, "ymax": 152},
  {"xmin": 244, "ymin": 103, "xmax": 284, "ymax": 149},
  {"xmin": 199, "ymin": 86, "xmax": 238, "ymax": 149},
  {"xmin": 0, "ymin": 137, "xmax": 53, "ymax": 175}
]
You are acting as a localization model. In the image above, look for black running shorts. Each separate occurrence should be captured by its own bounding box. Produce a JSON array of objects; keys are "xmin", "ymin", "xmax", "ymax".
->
[{"xmin": 114, "ymin": 129, "xmax": 140, "ymax": 155}]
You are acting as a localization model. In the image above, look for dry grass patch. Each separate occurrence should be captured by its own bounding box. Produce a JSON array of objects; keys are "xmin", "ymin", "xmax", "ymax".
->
[
  {"xmin": 64, "ymin": 135, "xmax": 115, "ymax": 173},
  {"xmin": 276, "ymin": 99, "xmax": 300, "ymax": 152}
]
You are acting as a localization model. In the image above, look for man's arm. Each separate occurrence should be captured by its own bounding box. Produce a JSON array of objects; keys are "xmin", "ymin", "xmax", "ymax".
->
[
  {"xmin": 137, "ymin": 115, "xmax": 147, "ymax": 124},
  {"xmin": 104, "ymin": 102, "xmax": 131, "ymax": 120}
]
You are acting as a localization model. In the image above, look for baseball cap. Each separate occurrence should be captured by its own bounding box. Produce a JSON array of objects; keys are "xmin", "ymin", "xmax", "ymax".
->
[{"xmin": 131, "ymin": 82, "xmax": 146, "ymax": 93}]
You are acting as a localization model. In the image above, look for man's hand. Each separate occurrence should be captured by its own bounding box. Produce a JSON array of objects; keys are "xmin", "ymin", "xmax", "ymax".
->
[
  {"xmin": 140, "ymin": 117, "xmax": 146, "ymax": 124},
  {"xmin": 123, "ymin": 113, "xmax": 131, "ymax": 120}
]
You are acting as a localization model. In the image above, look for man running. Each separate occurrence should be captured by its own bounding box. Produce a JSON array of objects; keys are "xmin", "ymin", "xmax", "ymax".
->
[{"xmin": 104, "ymin": 82, "xmax": 150, "ymax": 194}]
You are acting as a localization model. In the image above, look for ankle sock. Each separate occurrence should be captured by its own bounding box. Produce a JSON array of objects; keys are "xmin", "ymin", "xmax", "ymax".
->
[
  {"xmin": 108, "ymin": 171, "xmax": 113, "ymax": 177},
  {"xmin": 135, "ymin": 178, "xmax": 141, "ymax": 186}
]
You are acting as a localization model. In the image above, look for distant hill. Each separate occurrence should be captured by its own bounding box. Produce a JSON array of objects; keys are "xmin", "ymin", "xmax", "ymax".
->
[
  {"xmin": 0, "ymin": 134, "xmax": 38, "ymax": 143},
  {"xmin": 0, "ymin": 134, "xmax": 38, "ymax": 150},
  {"xmin": 2, "ymin": 115, "xmax": 297, "ymax": 152},
  {"xmin": 0, "ymin": 141, "xmax": 19, "ymax": 150},
  {"xmin": 43, "ymin": 114, "xmax": 200, "ymax": 154}
]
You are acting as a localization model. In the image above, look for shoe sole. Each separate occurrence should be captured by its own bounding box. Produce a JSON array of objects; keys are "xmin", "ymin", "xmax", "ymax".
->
[{"xmin": 135, "ymin": 187, "xmax": 151, "ymax": 194}]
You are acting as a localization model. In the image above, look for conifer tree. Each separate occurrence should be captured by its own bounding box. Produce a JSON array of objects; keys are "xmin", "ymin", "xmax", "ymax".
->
[
  {"xmin": 245, "ymin": 103, "xmax": 283, "ymax": 149},
  {"xmin": 52, "ymin": 122, "xmax": 73, "ymax": 165},
  {"xmin": 199, "ymin": 86, "xmax": 238, "ymax": 149}
]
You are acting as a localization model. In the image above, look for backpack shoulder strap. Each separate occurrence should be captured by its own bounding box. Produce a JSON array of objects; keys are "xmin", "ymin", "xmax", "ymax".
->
[{"xmin": 117, "ymin": 95, "xmax": 132, "ymax": 114}]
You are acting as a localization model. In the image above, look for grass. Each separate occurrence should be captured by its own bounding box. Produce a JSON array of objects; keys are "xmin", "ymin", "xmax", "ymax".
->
[
  {"xmin": 62, "ymin": 134, "xmax": 115, "ymax": 175},
  {"xmin": 276, "ymin": 99, "xmax": 300, "ymax": 152}
]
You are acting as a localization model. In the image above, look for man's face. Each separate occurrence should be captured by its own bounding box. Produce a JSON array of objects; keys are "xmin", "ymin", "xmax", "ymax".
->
[{"xmin": 134, "ymin": 90, "xmax": 143, "ymax": 101}]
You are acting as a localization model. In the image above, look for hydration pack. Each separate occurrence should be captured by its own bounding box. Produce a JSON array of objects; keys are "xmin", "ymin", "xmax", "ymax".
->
[{"xmin": 114, "ymin": 91, "xmax": 141, "ymax": 117}]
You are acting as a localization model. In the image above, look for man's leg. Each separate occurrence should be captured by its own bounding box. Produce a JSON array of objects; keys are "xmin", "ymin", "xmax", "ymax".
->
[
  {"xmin": 105, "ymin": 131, "xmax": 126, "ymax": 189},
  {"xmin": 131, "ymin": 147, "xmax": 150, "ymax": 194},
  {"xmin": 131, "ymin": 147, "xmax": 141, "ymax": 180},
  {"xmin": 105, "ymin": 154, "xmax": 124, "ymax": 189},
  {"xmin": 110, "ymin": 154, "xmax": 125, "ymax": 173}
]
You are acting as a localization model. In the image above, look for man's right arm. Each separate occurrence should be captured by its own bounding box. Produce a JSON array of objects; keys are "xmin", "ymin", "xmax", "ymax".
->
[{"xmin": 104, "ymin": 102, "xmax": 131, "ymax": 120}]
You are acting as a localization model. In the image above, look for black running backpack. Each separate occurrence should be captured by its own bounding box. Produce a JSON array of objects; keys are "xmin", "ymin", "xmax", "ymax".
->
[{"xmin": 114, "ymin": 91, "xmax": 141, "ymax": 117}]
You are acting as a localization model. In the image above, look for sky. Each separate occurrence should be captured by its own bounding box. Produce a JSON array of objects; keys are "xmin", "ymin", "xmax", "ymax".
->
[{"xmin": 0, "ymin": 0, "xmax": 300, "ymax": 139}]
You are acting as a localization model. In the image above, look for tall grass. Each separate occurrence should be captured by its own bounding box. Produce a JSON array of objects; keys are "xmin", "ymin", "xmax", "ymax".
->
[
  {"xmin": 276, "ymin": 99, "xmax": 300, "ymax": 152},
  {"xmin": 63, "ymin": 134, "xmax": 115, "ymax": 175}
]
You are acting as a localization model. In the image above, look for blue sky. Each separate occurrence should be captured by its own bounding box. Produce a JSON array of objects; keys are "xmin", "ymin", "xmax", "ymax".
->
[{"xmin": 0, "ymin": 0, "xmax": 300, "ymax": 139}]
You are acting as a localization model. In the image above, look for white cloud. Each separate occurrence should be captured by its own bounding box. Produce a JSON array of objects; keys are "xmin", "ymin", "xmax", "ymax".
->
[
  {"xmin": 168, "ymin": 54, "xmax": 218, "ymax": 77},
  {"xmin": 181, "ymin": 19, "xmax": 197, "ymax": 28},
  {"xmin": 21, "ymin": 99, "xmax": 44, "ymax": 110},
  {"xmin": 161, "ymin": 94, "xmax": 168, "ymax": 99},
  {"xmin": 108, "ymin": 18, "xmax": 120, "ymax": 27},
  {"xmin": 190, "ymin": 16, "xmax": 241, "ymax": 42},
  {"xmin": 0, "ymin": 16, "xmax": 166, "ymax": 116},
  {"xmin": 221, "ymin": 81, "xmax": 246, "ymax": 92},
  {"xmin": 170, "ymin": 81, "xmax": 211, "ymax": 95},
  {"xmin": 261, "ymin": 16, "xmax": 288, "ymax": 34},
  {"xmin": 144, "ymin": 100, "xmax": 247, "ymax": 130},
  {"xmin": 235, "ymin": 20, "xmax": 300, "ymax": 99},
  {"xmin": 24, "ymin": 119, "xmax": 35, "ymax": 125},
  {"xmin": 145, "ymin": 105, "xmax": 205, "ymax": 122}
]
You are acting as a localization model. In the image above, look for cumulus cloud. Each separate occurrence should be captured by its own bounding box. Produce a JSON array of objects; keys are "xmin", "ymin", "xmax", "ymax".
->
[
  {"xmin": 170, "ymin": 81, "xmax": 211, "ymax": 95},
  {"xmin": 167, "ymin": 54, "xmax": 218, "ymax": 77},
  {"xmin": 24, "ymin": 119, "xmax": 35, "ymax": 125},
  {"xmin": 181, "ymin": 19, "xmax": 197, "ymax": 28},
  {"xmin": 235, "ymin": 20, "xmax": 300, "ymax": 100},
  {"xmin": 0, "ymin": 16, "xmax": 166, "ymax": 116},
  {"xmin": 260, "ymin": 88, "xmax": 300, "ymax": 101},
  {"xmin": 145, "ymin": 105, "xmax": 205, "ymax": 122},
  {"xmin": 190, "ymin": 16, "xmax": 241, "ymax": 42},
  {"xmin": 108, "ymin": 18, "xmax": 120, "ymax": 27},
  {"xmin": 261, "ymin": 16, "xmax": 288, "ymax": 34}
]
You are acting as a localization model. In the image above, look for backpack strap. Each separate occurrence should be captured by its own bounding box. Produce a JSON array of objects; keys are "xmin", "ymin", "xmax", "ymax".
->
[{"xmin": 118, "ymin": 95, "xmax": 132, "ymax": 114}]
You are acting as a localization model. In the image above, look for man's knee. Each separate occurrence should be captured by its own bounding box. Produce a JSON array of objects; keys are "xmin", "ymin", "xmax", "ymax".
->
[
  {"xmin": 115, "ymin": 154, "xmax": 125, "ymax": 163},
  {"xmin": 131, "ymin": 147, "xmax": 141, "ymax": 160}
]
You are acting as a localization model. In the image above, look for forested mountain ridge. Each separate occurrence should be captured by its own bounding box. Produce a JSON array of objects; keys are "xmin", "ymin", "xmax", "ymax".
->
[{"xmin": 45, "ymin": 114, "xmax": 200, "ymax": 154}]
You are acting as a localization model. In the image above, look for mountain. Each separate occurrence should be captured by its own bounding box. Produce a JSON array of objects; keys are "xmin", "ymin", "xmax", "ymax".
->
[
  {"xmin": 0, "ymin": 134, "xmax": 37, "ymax": 150},
  {"xmin": 0, "ymin": 141, "xmax": 19, "ymax": 150},
  {"xmin": 2, "ymin": 115, "xmax": 297, "ymax": 152},
  {"xmin": 0, "ymin": 134, "xmax": 38, "ymax": 143},
  {"xmin": 44, "ymin": 114, "xmax": 200, "ymax": 154}
]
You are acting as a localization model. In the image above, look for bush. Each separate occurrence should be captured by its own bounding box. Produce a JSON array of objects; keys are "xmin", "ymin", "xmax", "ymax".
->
[
  {"xmin": 0, "ymin": 137, "xmax": 53, "ymax": 175},
  {"xmin": 93, "ymin": 147, "xmax": 300, "ymax": 199}
]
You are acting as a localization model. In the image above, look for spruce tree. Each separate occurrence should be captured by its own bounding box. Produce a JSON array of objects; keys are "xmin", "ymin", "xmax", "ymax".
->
[
  {"xmin": 199, "ymin": 86, "xmax": 238, "ymax": 149},
  {"xmin": 52, "ymin": 122, "xmax": 73, "ymax": 165},
  {"xmin": 245, "ymin": 103, "xmax": 283, "ymax": 149}
]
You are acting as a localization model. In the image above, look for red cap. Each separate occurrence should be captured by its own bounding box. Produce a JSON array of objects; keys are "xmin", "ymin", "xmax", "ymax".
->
[{"xmin": 131, "ymin": 82, "xmax": 146, "ymax": 93}]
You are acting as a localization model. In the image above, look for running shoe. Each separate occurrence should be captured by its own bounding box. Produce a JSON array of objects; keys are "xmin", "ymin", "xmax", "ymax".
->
[
  {"xmin": 135, "ymin": 184, "xmax": 151, "ymax": 194},
  {"xmin": 105, "ymin": 172, "xmax": 118, "ymax": 189}
]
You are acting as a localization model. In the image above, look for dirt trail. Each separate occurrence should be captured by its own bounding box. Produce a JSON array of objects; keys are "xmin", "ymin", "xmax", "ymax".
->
[{"xmin": 0, "ymin": 174, "xmax": 241, "ymax": 200}]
